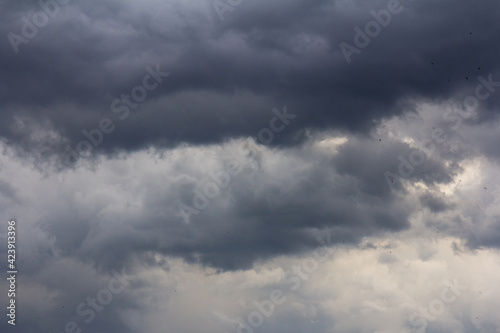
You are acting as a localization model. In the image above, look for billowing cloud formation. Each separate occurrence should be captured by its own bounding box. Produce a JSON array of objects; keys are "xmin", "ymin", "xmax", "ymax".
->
[
  {"xmin": 1, "ymin": 0, "xmax": 500, "ymax": 165},
  {"xmin": 1, "ymin": 0, "xmax": 500, "ymax": 332}
]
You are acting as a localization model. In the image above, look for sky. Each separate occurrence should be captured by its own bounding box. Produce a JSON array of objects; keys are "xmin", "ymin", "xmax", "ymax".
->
[{"xmin": 1, "ymin": 0, "xmax": 500, "ymax": 332}]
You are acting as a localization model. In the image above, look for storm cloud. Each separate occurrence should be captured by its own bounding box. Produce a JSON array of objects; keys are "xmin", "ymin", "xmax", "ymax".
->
[{"xmin": 1, "ymin": 0, "xmax": 500, "ymax": 332}]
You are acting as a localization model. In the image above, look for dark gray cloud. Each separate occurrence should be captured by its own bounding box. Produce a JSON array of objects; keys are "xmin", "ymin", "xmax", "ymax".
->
[
  {"xmin": 1, "ymin": 0, "xmax": 500, "ymax": 166},
  {"xmin": 0, "ymin": 129, "xmax": 464, "ymax": 274},
  {"xmin": 30, "ymin": 141, "xmax": 415, "ymax": 271},
  {"xmin": 1, "ymin": 1, "xmax": 500, "ymax": 332}
]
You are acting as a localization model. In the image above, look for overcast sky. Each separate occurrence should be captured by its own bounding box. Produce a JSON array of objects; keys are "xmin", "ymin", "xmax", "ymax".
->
[{"xmin": 1, "ymin": 0, "xmax": 500, "ymax": 332}]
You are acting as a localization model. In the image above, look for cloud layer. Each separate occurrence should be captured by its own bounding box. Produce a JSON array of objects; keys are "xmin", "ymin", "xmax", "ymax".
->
[{"xmin": 1, "ymin": 0, "xmax": 500, "ymax": 332}]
